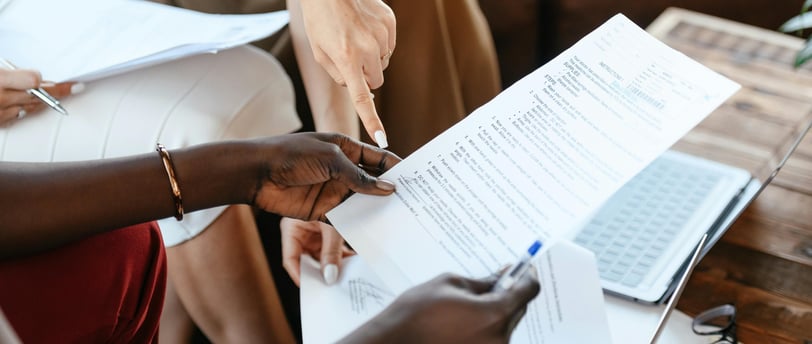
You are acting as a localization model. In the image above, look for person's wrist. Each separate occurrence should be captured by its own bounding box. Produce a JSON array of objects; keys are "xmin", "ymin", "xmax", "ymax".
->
[
  {"xmin": 235, "ymin": 138, "xmax": 271, "ymax": 207},
  {"xmin": 171, "ymin": 140, "xmax": 261, "ymax": 211}
]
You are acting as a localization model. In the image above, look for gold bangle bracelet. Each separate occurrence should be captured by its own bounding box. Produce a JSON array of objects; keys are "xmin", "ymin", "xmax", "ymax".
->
[{"xmin": 156, "ymin": 143, "xmax": 184, "ymax": 221}]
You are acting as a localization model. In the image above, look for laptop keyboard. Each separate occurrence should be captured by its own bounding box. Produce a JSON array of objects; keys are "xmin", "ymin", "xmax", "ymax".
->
[{"xmin": 574, "ymin": 155, "xmax": 722, "ymax": 288}]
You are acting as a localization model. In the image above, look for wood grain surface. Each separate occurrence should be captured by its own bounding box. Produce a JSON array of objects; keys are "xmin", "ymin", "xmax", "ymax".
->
[{"xmin": 647, "ymin": 8, "xmax": 812, "ymax": 343}]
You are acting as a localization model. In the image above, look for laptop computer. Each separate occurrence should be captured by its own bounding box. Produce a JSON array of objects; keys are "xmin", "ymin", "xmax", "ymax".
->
[{"xmin": 572, "ymin": 118, "xmax": 812, "ymax": 304}]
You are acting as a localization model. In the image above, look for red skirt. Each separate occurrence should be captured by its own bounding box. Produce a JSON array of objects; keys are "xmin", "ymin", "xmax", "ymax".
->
[{"xmin": 0, "ymin": 222, "xmax": 166, "ymax": 343}]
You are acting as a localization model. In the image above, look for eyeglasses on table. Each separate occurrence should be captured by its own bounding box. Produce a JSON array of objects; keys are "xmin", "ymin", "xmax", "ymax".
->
[{"xmin": 692, "ymin": 304, "xmax": 737, "ymax": 343}]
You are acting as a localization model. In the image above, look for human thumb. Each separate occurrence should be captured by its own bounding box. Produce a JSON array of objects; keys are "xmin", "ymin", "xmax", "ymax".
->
[
  {"xmin": 498, "ymin": 267, "xmax": 541, "ymax": 315},
  {"xmin": 320, "ymin": 223, "xmax": 346, "ymax": 285}
]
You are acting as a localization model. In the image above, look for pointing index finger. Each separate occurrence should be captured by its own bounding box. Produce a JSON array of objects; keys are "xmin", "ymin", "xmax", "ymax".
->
[{"xmin": 343, "ymin": 69, "xmax": 387, "ymax": 148}]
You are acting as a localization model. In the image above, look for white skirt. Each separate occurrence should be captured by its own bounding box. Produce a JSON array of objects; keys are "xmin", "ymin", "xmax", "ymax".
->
[{"xmin": 0, "ymin": 45, "xmax": 302, "ymax": 246}]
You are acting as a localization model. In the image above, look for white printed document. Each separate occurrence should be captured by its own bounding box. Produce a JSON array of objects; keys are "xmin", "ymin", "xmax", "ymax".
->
[
  {"xmin": 327, "ymin": 14, "xmax": 739, "ymax": 295},
  {"xmin": 299, "ymin": 255, "xmax": 394, "ymax": 344},
  {"xmin": 300, "ymin": 241, "xmax": 612, "ymax": 344},
  {"xmin": 0, "ymin": 0, "xmax": 288, "ymax": 82}
]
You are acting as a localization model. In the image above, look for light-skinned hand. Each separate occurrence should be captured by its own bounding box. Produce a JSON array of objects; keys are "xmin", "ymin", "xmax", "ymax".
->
[
  {"xmin": 0, "ymin": 68, "xmax": 80, "ymax": 125},
  {"xmin": 280, "ymin": 217, "xmax": 354, "ymax": 286},
  {"xmin": 297, "ymin": 0, "xmax": 396, "ymax": 147}
]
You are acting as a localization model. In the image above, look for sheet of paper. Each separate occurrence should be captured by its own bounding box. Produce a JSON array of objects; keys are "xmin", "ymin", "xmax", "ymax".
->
[
  {"xmin": 327, "ymin": 14, "xmax": 740, "ymax": 295},
  {"xmin": 300, "ymin": 241, "xmax": 611, "ymax": 344},
  {"xmin": 299, "ymin": 255, "xmax": 395, "ymax": 344},
  {"xmin": 0, "ymin": 0, "xmax": 288, "ymax": 82},
  {"xmin": 510, "ymin": 241, "xmax": 611, "ymax": 343}
]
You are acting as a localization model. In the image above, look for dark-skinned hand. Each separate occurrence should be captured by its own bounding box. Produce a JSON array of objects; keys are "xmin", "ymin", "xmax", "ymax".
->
[
  {"xmin": 340, "ymin": 269, "xmax": 541, "ymax": 344},
  {"xmin": 251, "ymin": 132, "xmax": 400, "ymax": 221}
]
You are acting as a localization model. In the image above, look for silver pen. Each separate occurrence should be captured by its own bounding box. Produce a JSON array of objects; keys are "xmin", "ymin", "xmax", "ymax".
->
[{"xmin": 0, "ymin": 58, "xmax": 68, "ymax": 116}]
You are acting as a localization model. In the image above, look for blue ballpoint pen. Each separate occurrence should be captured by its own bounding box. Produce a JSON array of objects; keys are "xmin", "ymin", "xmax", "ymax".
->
[
  {"xmin": 493, "ymin": 239, "xmax": 542, "ymax": 291},
  {"xmin": 0, "ymin": 58, "xmax": 69, "ymax": 116}
]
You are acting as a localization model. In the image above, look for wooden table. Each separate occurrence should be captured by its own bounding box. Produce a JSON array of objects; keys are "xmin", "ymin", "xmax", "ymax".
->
[{"xmin": 646, "ymin": 8, "xmax": 812, "ymax": 343}]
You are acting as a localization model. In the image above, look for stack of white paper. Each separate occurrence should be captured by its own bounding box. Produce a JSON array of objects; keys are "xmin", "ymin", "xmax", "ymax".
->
[{"xmin": 0, "ymin": 0, "xmax": 288, "ymax": 82}]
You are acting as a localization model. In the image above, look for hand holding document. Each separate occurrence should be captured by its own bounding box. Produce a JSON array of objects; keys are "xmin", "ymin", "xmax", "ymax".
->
[
  {"xmin": 301, "ymin": 242, "xmax": 612, "ymax": 344},
  {"xmin": 0, "ymin": 58, "xmax": 68, "ymax": 116},
  {"xmin": 300, "ymin": 255, "xmax": 394, "ymax": 344},
  {"xmin": 300, "ymin": 242, "xmax": 705, "ymax": 343},
  {"xmin": 326, "ymin": 14, "xmax": 739, "ymax": 295},
  {"xmin": 0, "ymin": 0, "xmax": 289, "ymax": 82},
  {"xmin": 492, "ymin": 239, "xmax": 541, "ymax": 291},
  {"xmin": 312, "ymin": 13, "xmax": 740, "ymax": 343}
]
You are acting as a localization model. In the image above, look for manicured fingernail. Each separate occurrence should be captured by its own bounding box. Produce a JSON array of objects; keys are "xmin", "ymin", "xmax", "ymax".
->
[
  {"xmin": 374, "ymin": 130, "xmax": 388, "ymax": 149},
  {"xmin": 323, "ymin": 264, "xmax": 339, "ymax": 285},
  {"xmin": 376, "ymin": 179, "xmax": 395, "ymax": 191},
  {"xmin": 70, "ymin": 83, "xmax": 85, "ymax": 94},
  {"xmin": 39, "ymin": 81, "xmax": 56, "ymax": 88}
]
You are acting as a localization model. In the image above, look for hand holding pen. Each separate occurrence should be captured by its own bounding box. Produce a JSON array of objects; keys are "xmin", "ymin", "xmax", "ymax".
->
[
  {"xmin": 493, "ymin": 239, "xmax": 542, "ymax": 292},
  {"xmin": 0, "ymin": 58, "xmax": 83, "ymax": 125},
  {"xmin": 349, "ymin": 264, "xmax": 540, "ymax": 343}
]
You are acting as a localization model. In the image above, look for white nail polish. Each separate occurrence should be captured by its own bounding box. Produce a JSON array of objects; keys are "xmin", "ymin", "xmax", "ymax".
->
[
  {"xmin": 323, "ymin": 264, "xmax": 339, "ymax": 285},
  {"xmin": 70, "ymin": 82, "xmax": 85, "ymax": 94},
  {"xmin": 374, "ymin": 130, "xmax": 388, "ymax": 149}
]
